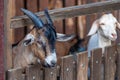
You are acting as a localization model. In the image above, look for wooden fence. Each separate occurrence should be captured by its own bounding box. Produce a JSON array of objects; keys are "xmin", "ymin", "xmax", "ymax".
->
[
  {"xmin": 7, "ymin": 44, "xmax": 120, "ymax": 80},
  {"xmin": 4, "ymin": 0, "xmax": 120, "ymax": 80}
]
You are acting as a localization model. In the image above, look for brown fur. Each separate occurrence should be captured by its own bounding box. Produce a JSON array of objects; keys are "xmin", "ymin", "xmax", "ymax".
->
[{"xmin": 13, "ymin": 28, "xmax": 50, "ymax": 68}]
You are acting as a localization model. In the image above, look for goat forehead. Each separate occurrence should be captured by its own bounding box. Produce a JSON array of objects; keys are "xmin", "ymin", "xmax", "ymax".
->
[{"xmin": 100, "ymin": 14, "xmax": 117, "ymax": 24}]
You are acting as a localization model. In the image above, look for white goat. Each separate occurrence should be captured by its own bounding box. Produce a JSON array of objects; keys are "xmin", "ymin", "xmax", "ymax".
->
[{"xmin": 87, "ymin": 13, "xmax": 120, "ymax": 57}]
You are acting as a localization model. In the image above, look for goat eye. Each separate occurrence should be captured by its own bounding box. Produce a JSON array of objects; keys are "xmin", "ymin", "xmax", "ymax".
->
[{"xmin": 100, "ymin": 23, "xmax": 105, "ymax": 25}]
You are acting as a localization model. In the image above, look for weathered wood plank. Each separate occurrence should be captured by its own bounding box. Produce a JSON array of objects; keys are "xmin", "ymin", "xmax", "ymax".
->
[
  {"xmin": 12, "ymin": 0, "xmax": 25, "ymax": 44},
  {"xmin": 116, "ymin": 44, "xmax": 120, "ymax": 80},
  {"xmin": 64, "ymin": 0, "xmax": 76, "ymax": 34},
  {"xmin": 26, "ymin": 65, "xmax": 43, "ymax": 80},
  {"xmin": 7, "ymin": 68, "xmax": 25, "ymax": 80},
  {"xmin": 53, "ymin": 0, "xmax": 64, "ymax": 33},
  {"xmin": 39, "ymin": 0, "xmax": 48, "ymax": 11},
  {"xmin": 26, "ymin": 0, "xmax": 38, "ymax": 12},
  {"xmin": 90, "ymin": 48, "xmax": 103, "ymax": 80},
  {"xmin": 60, "ymin": 55, "xmax": 76, "ymax": 80},
  {"xmin": 77, "ymin": 51, "xmax": 88, "ymax": 80},
  {"xmin": 11, "ymin": 0, "xmax": 120, "ymax": 29},
  {"xmin": 4, "ymin": 0, "xmax": 15, "ymax": 69},
  {"xmin": 77, "ymin": 0, "xmax": 87, "ymax": 38},
  {"xmin": 44, "ymin": 67, "xmax": 57, "ymax": 80},
  {"xmin": 104, "ymin": 45, "xmax": 117, "ymax": 80}
]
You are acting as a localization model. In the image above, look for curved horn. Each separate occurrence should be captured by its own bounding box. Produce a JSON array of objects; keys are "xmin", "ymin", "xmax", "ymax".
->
[
  {"xmin": 44, "ymin": 8, "xmax": 53, "ymax": 25},
  {"xmin": 21, "ymin": 8, "xmax": 44, "ymax": 28}
]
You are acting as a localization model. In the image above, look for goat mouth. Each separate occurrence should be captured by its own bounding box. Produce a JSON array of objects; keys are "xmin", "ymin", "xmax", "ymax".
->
[
  {"xmin": 43, "ymin": 62, "xmax": 56, "ymax": 68},
  {"xmin": 109, "ymin": 37, "xmax": 117, "ymax": 41}
]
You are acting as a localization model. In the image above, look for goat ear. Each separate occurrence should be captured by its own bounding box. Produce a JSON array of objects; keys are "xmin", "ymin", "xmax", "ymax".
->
[
  {"xmin": 116, "ymin": 22, "xmax": 120, "ymax": 30},
  {"xmin": 87, "ymin": 19, "xmax": 99, "ymax": 36},
  {"xmin": 23, "ymin": 34, "xmax": 35, "ymax": 46}
]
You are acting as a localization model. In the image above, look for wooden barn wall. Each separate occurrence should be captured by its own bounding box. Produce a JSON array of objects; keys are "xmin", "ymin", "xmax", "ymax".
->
[{"xmin": 11, "ymin": 0, "xmax": 120, "ymax": 44}]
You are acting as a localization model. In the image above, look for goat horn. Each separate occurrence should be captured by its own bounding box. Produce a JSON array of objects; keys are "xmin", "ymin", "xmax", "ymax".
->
[
  {"xmin": 44, "ymin": 8, "xmax": 53, "ymax": 26},
  {"xmin": 21, "ymin": 8, "xmax": 44, "ymax": 28}
]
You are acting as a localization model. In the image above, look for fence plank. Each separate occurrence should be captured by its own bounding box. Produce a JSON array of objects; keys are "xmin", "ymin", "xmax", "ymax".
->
[
  {"xmin": 104, "ymin": 45, "xmax": 117, "ymax": 80},
  {"xmin": 77, "ymin": 51, "xmax": 88, "ymax": 80},
  {"xmin": 90, "ymin": 48, "xmax": 103, "ymax": 80},
  {"xmin": 39, "ymin": 0, "xmax": 48, "ymax": 11},
  {"xmin": 12, "ymin": 0, "xmax": 25, "ymax": 44},
  {"xmin": 116, "ymin": 44, "xmax": 120, "ymax": 80},
  {"xmin": 60, "ymin": 55, "xmax": 76, "ymax": 80},
  {"xmin": 26, "ymin": 65, "xmax": 43, "ymax": 80},
  {"xmin": 53, "ymin": 0, "xmax": 64, "ymax": 33},
  {"xmin": 11, "ymin": 0, "xmax": 120, "ymax": 29},
  {"xmin": 26, "ymin": 0, "xmax": 38, "ymax": 12},
  {"xmin": 44, "ymin": 67, "xmax": 57, "ymax": 80},
  {"xmin": 64, "ymin": 0, "xmax": 76, "ymax": 34},
  {"xmin": 7, "ymin": 68, "xmax": 25, "ymax": 80},
  {"xmin": 4, "ymin": 0, "xmax": 15, "ymax": 70},
  {"xmin": 77, "ymin": 0, "xmax": 87, "ymax": 39}
]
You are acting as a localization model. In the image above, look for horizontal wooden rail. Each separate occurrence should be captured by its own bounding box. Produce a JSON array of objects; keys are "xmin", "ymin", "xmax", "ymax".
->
[{"xmin": 11, "ymin": 0, "xmax": 120, "ymax": 28}]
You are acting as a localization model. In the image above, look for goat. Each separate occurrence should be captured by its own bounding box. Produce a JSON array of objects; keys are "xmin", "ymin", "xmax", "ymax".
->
[
  {"xmin": 87, "ymin": 13, "xmax": 120, "ymax": 57},
  {"xmin": 87, "ymin": 13, "xmax": 120, "ymax": 79},
  {"xmin": 13, "ymin": 8, "xmax": 57, "ymax": 68}
]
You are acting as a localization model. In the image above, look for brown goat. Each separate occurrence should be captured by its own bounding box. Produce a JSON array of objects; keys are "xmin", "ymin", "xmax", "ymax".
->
[{"xmin": 13, "ymin": 8, "xmax": 57, "ymax": 68}]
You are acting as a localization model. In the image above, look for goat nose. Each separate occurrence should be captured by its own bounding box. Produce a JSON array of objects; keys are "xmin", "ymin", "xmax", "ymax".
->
[
  {"xmin": 111, "ymin": 33, "xmax": 117, "ymax": 38},
  {"xmin": 51, "ymin": 60, "xmax": 56, "ymax": 65}
]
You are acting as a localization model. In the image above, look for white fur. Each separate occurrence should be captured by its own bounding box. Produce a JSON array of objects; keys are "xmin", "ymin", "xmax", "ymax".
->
[
  {"xmin": 45, "ymin": 50, "xmax": 57, "ymax": 65},
  {"xmin": 87, "ymin": 13, "xmax": 120, "ymax": 57}
]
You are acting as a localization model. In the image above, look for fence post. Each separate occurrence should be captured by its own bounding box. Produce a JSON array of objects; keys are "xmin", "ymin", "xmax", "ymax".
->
[
  {"xmin": 90, "ymin": 48, "xmax": 103, "ymax": 80},
  {"xmin": 104, "ymin": 45, "xmax": 117, "ymax": 80},
  {"xmin": 77, "ymin": 51, "xmax": 88, "ymax": 80},
  {"xmin": 60, "ymin": 55, "xmax": 76, "ymax": 80}
]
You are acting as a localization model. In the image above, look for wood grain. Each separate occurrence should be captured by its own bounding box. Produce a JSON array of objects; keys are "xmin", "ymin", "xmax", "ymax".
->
[
  {"xmin": 11, "ymin": 0, "xmax": 120, "ymax": 29},
  {"xmin": 44, "ymin": 67, "xmax": 57, "ymax": 80},
  {"xmin": 26, "ymin": 64, "xmax": 43, "ymax": 80},
  {"xmin": 104, "ymin": 45, "xmax": 117, "ymax": 80},
  {"xmin": 77, "ymin": 51, "xmax": 88, "ymax": 80},
  {"xmin": 7, "ymin": 68, "xmax": 25, "ymax": 80},
  {"xmin": 60, "ymin": 55, "xmax": 76, "ymax": 80},
  {"xmin": 90, "ymin": 48, "xmax": 103, "ymax": 80}
]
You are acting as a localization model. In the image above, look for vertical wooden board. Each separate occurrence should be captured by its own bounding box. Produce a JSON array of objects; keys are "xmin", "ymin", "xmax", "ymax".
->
[
  {"xmin": 86, "ymin": 0, "xmax": 98, "ymax": 35},
  {"xmin": 26, "ymin": 0, "xmax": 38, "ymax": 12},
  {"xmin": 77, "ymin": 51, "xmax": 88, "ymax": 80},
  {"xmin": 7, "ymin": 68, "xmax": 25, "ymax": 80},
  {"xmin": 12, "ymin": 0, "xmax": 25, "ymax": 44},
  {"xmin": 60, "ymin": 55, "xmax": 76, "ymax": 80},
  {"xmin": 90, "ymin": 48, "xmax": 103, "ymax": 80},
  {"xmin": 26, "ymin": 65, "xmax": 43, "ymax": 80},
  {"xmin": 44, "ymin": 67, "xmax": 57, "ymax": 80},
  {"xmin": 116, "ymin": 44, "xmax": 120, "ymax": 80},
  {"xmin": 77, "ymin": 0, "xmax": 87, "ymax": 39},
  {"xmin": 64, "ymin": 0, "xmax": 76, "ymax": 34},
  {"xmin": 104, "ymin": 45, "xmax": 117, "ymax": 80},
  {"xmin": 4, "ymin": 0, "xmax": 16, "ymax": 70},
  {"xmin": 39, "ymin": 0, "xmax": 48, "ymax": 11},
  {"xmin": 53, "ymin": 0, "xmax": 64, "ymax": 33},
  {"xmin": 15, "ymin": 0, "xmax": 24, "ymax": 16}
]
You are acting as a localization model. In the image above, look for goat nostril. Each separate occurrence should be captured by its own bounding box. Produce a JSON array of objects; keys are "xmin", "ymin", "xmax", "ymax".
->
[
  {"xmin": 51, "ymin": 60, "xmax": 56, "ymax": 65},
  {"xmin": 111, "ymin": 33, "xmax": 116, "ymax": 38}
]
